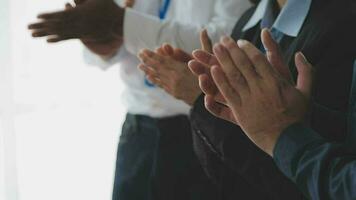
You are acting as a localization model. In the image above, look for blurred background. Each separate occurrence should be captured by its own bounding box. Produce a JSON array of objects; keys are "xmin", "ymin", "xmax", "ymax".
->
[{"xmin": 0, "ymin": 0, "xmax": 127, "ymax": 199}]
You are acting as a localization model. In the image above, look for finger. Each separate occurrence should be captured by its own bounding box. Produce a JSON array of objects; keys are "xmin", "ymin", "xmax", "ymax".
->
[
  {"xmin": 218, "ymin": 38, "xmax": 259, "ymax": 86},
  {"xmin": 173, "ymin": 48, "xmax": 192, "ymax": 63},
  {"xmin": 74, "ymin": 0, "xmax": 86, "ymax": 5},
  {"xmin": 138, "ymin": 64, "xmax": 157, "ymax": 76},
  {"xmin": 37, "ymin": 10, "xmax": 70, "ymax": 20},
  {"xmin": 124, "ymin": 0, "xmax": 135, "ymax": 8},
  {"xmin": 236, "ymin": 37, "xmax": 274, "ymax": 80},
  {"xmin": 199, "ymin": 74, "xmax": 227, "ymax": 105},
  {"xmin": 204, "ymin": 95, "xmax": 235, "ymax": 123},
  {"xmin": 46, "ymin": 35, "xmax": 76, "ymax": 43},
  {"xmin": 192, "ymin": 50, "xmax": 219, "ymax": 66},
  {"xmin": 199, "ymin": 74, "xmax": 218, "ymax": 96},
  {"xmin": 162, "ymin": 43, "xmax": 174, "ymax": 56},
  {"xmin": 65, "ymin": 3, "xmax": 73, "ymax": 10},
  {"xmin": 28, "ymin": 21, "xmax": 60, "ymax": 30},
  {"xmin": 31, "ymin": 29, "xmax": 58, "ymax": 37},
  {"xmin": 261, "ymin": 29, "xmax": 292, "ymax": 81},
  {"xmin": 138, "ymin": 49, "xmax": 164, "ymax": 67},
  {"xmin": 200, "ymin": 29, "xmax": 213, "ymax": 53},
  {"xmin": 213, "ymin": 43, "xmax": 249, "ymax": 95},
  {"xmin": 146, "ymin": 74, "xmax": 170, "ymax": 90},
  {"xmin": 210, "ymin": 65, "xmax": 242, "ymax": 106},
  {"xmin": 146, "ymin": 75, "xmax": 164, "ymax": 88},
  {"xmin": 188, "ymin": 60, "xmax": 210, "ymax": 76},
  {"xmin": 156, "ymin": 47, "xmax": 167, "ymax": 56},
  {"xmin": 295, "ymin": 52, "xmax": 314, "ymax": 99}
]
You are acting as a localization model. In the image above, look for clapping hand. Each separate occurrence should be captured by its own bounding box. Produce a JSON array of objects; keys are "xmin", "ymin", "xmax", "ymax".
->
[
  {"xmin": 28, "ymin": 0, "xmax": 125, "ymax": 44},
  {"xmin": 208, "ymin": 29, "xmax": 313, "ymax": 156}
]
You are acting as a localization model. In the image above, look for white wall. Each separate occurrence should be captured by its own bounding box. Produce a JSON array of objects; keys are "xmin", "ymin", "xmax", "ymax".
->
[{"xmin": 1, "ymin": 0, "xmax": 127, "ymax": 199}]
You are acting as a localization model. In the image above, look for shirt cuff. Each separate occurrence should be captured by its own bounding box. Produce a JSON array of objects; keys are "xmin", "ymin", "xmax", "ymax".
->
[
  {"xmin": 123, "ymin": 8, "xmax": 161, "ymax": 55},
  {"xmin": 273, "ymin": 123, "xmax": 325, "ymax": 178},
  {"xmin": 83, "ymin": 47, "xmax": 123, "ymax": 70}
]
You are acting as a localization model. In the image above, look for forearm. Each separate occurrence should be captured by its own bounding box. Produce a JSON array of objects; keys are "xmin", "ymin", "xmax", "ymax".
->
[
  {"xmin": 274, "ymin": 123, "xmax": 356, "ymax": 200},
  {"xmin": 190, "ymin": 94, "xmax": 303, "ymax": 199},
  {"xmin": 123, "ymin": 0, "xmax": 250, "ymax": 55}
]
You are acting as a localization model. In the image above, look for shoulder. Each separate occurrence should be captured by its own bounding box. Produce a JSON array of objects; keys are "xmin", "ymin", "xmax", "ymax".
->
[
  {"xmin": 301, "ymin": 0, "xmax": 356, "ymax": 45},
  {"xmin": 308, "ymin": 0, "xmax": 356, "ymax": 26}
]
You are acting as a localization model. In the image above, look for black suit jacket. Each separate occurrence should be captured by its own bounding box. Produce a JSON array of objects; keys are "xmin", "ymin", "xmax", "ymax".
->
[{"xmin": 190, "ymin": 0, "xmax": 356, "ymax": 199}]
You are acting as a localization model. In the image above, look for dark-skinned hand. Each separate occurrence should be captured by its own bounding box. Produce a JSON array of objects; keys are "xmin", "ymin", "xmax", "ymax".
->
[{"xmin": 28, "ymin": 0, "xmax": 125, "ymax": 46}]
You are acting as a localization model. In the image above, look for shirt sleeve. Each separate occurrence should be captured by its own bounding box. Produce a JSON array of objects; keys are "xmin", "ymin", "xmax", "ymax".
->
[
  {"xmin": 274, "ymin": 123, "xmax": 356, "ymax": 200},
  {"xmin": 123, "ymin": 0, "xmax": 251, "ymax": 55},
  {"xmin": 82, "ymin": 47, "xmax": 126, "ymax": 70}
]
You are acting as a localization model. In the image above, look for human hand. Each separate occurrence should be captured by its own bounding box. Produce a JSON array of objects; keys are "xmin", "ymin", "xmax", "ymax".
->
[
  {"xmin": 210, "ymin": 33, "xmax": 313, "ymax": 156},
  {"xmin": 188, "ymin": 30, "xmax": 239, "ymax": 123},
  {"xmin": 124, "ymin": 0, "xmax": 135, "ymax": 8},
  {"xmin": 61, "ymin": 1, "xmax": 124, "ymax": 57},
  {"xmin": 28, "ymin": 0, "xmax": 125, "ymax": 43},
  {"xmin": 189, "ymin": 29, "xmax": 299, "ymax": 124},
  {"xmin": 138, "ymin": 44, "xmax": 201, "ymax": 106}
]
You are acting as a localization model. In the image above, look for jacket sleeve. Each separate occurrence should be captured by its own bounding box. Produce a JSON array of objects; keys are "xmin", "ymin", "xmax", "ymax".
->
[
  {"xmin": 274, "ymin": 123, "xmax": 356, "ymax": 200},
  {"xmin": 190, "ymin": 94, "xmax": 305, "ymax": 200}
]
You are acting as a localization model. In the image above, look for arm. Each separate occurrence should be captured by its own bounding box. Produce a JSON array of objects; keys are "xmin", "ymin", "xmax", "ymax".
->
[
  {"xmin": 274, "ymin": 124, "xmax": 356, "ymax": 200},
  {"xmin": 81, "ymin": 0, "xmax": 128, "ymax": 70},
  {"xmin": 202, "ymin": 27, "xmax": 356, "ymax": 200},
  {"xmin": 189, "ymin": 94, "xmax": 305, "ymax": 200},
  {"xmin": 124, "ymin": 0, "xmax": 251, "ymax": 54}
]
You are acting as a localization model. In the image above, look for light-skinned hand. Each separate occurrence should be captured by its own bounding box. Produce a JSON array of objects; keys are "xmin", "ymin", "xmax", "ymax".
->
[
  {"xmin": 210, "ymin": 33, "xmax": 313, "ymax": 156},
  {"xmin": 138, "ymin": 44, "xmax": 201, "ymax": 106}
]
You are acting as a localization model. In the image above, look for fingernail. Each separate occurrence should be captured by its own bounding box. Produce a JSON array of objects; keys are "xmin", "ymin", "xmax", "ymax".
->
[
  {"xmin": 192, "ymin": 49, "xmax": 199, "ymax": 55},
  {"xmin": 262, "ymin": 28, "xmax": 271, "ymax": 35},
  {"xmin": 298, "ymin": 52, "xmax": 309, "ymax": 64},
  {"xmin": 237, "ymin": 39, "xmax": 248, "ymax": 48}
]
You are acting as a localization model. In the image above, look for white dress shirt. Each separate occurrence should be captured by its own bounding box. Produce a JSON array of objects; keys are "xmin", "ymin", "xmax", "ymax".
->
[{"xmin": 84, "ymin": 0, "xmax": 251, "ymax": 118}]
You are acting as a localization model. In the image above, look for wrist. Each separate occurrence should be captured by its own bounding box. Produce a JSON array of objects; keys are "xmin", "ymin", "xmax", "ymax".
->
[
  {"xmin": 185, "ymin": 91, "xmax": 202, "ymax": 106},
  {"xmin": 251, "ymin": 122, "xmax": 296, "ymax": 157}
]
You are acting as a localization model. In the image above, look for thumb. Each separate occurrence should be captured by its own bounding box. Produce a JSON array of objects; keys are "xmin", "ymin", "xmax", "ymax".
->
[
  {"xmin": 200, "ymin": 29, "xmax": 213, "ymax": 53},
  {"xmin": 295, "ymin": 52, "xmax": 314, "ymax": 99},
  {"xmin": 261, "ymin": 28, "xmax": 292, "ymax": 82}
]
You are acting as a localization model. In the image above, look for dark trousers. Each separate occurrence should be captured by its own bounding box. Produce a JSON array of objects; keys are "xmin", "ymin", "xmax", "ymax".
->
[{"xmin": 112, "ymin": 114, "xmax": 218, "ymax": 200}]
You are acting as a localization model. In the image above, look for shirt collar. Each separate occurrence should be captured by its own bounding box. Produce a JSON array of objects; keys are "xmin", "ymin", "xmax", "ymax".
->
[{"xmin": 242, "ymin": 0, "xmax": 312, "ymax": 37}]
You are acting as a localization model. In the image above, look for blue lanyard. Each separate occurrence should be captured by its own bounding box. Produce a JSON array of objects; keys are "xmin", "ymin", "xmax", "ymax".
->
[
  {"xmin": 144, "ymin": 0, "xmax": 171, "ymax": 88},
  {"xmin": 158, "ymin": 0, "xmax": 171, "ymax": 20}
]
